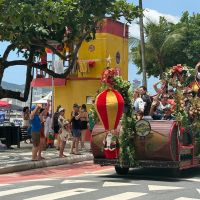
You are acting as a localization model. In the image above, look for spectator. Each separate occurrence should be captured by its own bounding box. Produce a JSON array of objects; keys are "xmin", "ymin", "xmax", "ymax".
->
[
  {"xmin": 51, "ymin": 105, "xmax": 61, "ymax": 149},
  {"xmin": 58, "ymin": 107, "xmax": 66, "ymax": 155},
  {"xmin": 44, "ymin": 112, "xmax": 53, "ymax": 148},
  {"xmin": 133, "ymin": 89, "xmax": 144, "ymax": 120},
  {"xmin": 38, "ymin": 108, "xmax": 46, "ymax": 160},
  {"xmin": 70, "ymin": 103, "xmax": 81, "ymax": 155},
  {"xmin": 22, "ymin": 106, "xmax": 30, "ymax": 128},
  {"xmin": 76, "ymin": 104, "xmax": 88, "ymax": 150},
  {"xmin": 30, "ymin": 105, "xmax": 42, "ymax": 161},
  {"xmin": 153, "ymin": 80, "xmax": 167, "ymax": 95},
  {"xmin": 88, "ymin": 109, "xmax": 95, "ymax": 151},
  {"xmin": 163, "ymin": 107, "xmax": 175, "ymax": 120},
  {"xmin": 139, "ymin": 86, "xmax": 152, "ymax": 116},
  {"xmin": 59, "ymin": 120, "xmax": 71, "ymax": 158},
  {"xmin": 22, "ymin": 106, "xmax": 30, "ymax": 143},
  {"xmin": 150, "ymin": 94, "xmax": 171, "ymax": 120}
]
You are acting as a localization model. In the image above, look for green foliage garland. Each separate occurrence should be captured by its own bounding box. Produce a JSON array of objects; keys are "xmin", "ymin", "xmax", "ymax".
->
[{"xmin": 113, "ymin": 76, "xmax": 136, "ymax": 166}]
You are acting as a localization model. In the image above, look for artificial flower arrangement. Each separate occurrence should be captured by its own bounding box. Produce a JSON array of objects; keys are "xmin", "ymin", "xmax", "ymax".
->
[{"xmin": 164, "ymin": 64, "xmax": 195, "ymax": 88}]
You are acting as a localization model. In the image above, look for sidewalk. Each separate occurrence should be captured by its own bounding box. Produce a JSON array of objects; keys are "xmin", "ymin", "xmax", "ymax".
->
[{"xmin": 0, "ymin": 142, "xmax": 93, "ymax": 174}]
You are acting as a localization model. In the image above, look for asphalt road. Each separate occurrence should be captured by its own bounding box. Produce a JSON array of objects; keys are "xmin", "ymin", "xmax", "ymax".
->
[{"xmin": 0, "ymin": 162, "xmax": 200, "ymax": 200}]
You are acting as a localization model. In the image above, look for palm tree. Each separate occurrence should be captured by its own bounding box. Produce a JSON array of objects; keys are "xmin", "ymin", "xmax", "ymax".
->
[
  {"xmin": 139, "ymin": 0, "xmax": 147, "ymax": 87},
  {"xmin": 131, "ymin": 17, "xmax": 185, "ymax": 78}
]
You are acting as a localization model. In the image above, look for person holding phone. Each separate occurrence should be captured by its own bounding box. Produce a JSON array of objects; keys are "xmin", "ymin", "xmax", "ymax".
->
[{"xmin": 30, "ymin": 105, "xmax": 42, "ymax": 161}]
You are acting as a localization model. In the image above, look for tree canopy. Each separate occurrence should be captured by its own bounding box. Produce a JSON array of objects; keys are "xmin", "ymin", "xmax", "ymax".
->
[
  {"xmin": 131, "ymin": 12, "xmax": 200, "ymax": 78},
  {"xmin": 0, "ymin": 0, "xmax": 140, "ymax": 101}
]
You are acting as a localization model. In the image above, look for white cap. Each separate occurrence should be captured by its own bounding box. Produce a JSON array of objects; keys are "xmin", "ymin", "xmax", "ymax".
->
[{"xmin": 58, "ymin": 107, "xmax": 65, "ymax": 112}]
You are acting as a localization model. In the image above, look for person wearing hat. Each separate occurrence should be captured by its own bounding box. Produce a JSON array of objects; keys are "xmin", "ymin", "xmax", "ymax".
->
[
  {"xmin": 59, "ymin": 120, "xmax": 71, "ymax": 158},
  {"xmin": 70, "ymin": 103, "xmax": 81, "ymax": 155},
  {"xmin": 30, "ymin": 105, "xmax": 42, "ymax": 161}
]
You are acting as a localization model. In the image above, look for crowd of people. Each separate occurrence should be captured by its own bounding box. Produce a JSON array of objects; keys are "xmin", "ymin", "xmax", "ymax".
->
[
  {"xmin": 22, "ymin": 103, "xmax": 94, "ymax": 161},
  {"xmin": 133, "ymin": 84, "xmax": 175, "ymax": 121}
]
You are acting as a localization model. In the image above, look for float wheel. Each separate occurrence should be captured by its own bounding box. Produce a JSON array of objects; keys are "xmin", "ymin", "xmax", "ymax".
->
[{"xmin": 115, "ymin": 166, "xmax": 129, "ymax": 175}]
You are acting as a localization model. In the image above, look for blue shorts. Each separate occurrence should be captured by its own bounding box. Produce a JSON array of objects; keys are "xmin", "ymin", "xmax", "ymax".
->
[{"xmin": 72, "ymin": 129, "xmax": 81, "ymax": 138}]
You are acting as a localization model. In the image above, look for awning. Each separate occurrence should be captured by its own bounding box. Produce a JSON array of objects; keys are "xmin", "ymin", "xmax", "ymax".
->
[{"xmin": 0, "ymin": 100, "xmax": 10, "ymax": 108}]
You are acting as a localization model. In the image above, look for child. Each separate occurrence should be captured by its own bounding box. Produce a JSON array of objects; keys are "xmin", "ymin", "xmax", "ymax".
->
[{"xmin": 59, "ymin": 120, "xmax": 71, "ymax": 158}]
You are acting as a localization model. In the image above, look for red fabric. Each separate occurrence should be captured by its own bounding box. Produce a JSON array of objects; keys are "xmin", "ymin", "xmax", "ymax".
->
[
  {"xmin": 113, "ymin": 90, "xmax": 124, "ymax": 129},
  {"xmin": 104, "ymin": 148, "xmax": 119, "ymax": 159},
  {"xmin": 96, "ymin": 90, "xmax": 109, "ymax": 130}
]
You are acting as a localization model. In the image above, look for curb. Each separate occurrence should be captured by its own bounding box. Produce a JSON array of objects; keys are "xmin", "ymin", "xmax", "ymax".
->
[{"xmin": 0, "ymin": 154, "xmax": 93, "ymax": 174}]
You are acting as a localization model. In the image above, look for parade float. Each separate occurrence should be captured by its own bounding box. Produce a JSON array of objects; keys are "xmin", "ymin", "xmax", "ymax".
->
[{"xmin": 91, "ymin": 64, "xmax": 200, "ymax": 175}]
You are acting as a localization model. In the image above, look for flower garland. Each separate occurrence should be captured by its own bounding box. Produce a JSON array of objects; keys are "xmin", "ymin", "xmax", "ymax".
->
[{"xmin": 164, "ymin": 64, "xmax": 195, "ymax": 88}]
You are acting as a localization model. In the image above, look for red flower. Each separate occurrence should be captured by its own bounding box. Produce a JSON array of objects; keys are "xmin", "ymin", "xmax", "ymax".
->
[{"xmin": 172, "ymin": 64, "xmax": 183, "ymax": 74}]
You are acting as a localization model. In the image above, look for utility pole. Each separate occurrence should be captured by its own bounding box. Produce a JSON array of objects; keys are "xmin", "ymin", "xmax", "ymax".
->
[{"xmin": 139, "ymin": 0, "xmax": 147, "ymax": 88}]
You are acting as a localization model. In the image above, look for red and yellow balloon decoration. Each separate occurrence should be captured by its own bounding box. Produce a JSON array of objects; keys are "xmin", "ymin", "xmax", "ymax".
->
[{"xmin": 95, "ymin": 89, "xmax": 124, "ymax": 131}]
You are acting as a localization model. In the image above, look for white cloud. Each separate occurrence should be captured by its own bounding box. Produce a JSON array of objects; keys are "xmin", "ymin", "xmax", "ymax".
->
[{"xmin": 129, "ymin": 8, "xmax": 180, "ymax": 39}]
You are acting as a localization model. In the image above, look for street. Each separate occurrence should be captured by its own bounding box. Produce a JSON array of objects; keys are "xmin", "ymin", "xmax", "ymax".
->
[{"xmin": 0, "ymin": 161, "xmax": 200, "ymax": 200}]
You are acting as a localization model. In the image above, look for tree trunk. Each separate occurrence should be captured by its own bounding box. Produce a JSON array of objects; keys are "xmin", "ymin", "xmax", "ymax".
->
[{"xmin": 139, "ymin": 0, "xmax": 147, "ymax": 88}]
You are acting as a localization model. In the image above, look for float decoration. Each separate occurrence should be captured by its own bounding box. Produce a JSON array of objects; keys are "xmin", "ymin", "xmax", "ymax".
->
[
  {"xmin": 95, "ymin": 68, "xmax": 124, "ymax": 159},
  {"xmin": 95, "ymin": 89, "xmax": 124, "ymax": 130},
  {"xmin": 164, "ymin": 64, "xmax": 195, "ymax": 88},
  {"xmin": 93, "ymin": 68, "xmax": 136, "ymax": 164},
  {"xmin": 163, "ymin": 63, "xmax": 200, "ymax": 151}
]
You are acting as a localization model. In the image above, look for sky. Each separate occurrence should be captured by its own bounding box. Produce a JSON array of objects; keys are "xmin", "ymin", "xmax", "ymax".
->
[{"xmin": 0, "ymin": 0, "xmax": 200, "ymax": 93}]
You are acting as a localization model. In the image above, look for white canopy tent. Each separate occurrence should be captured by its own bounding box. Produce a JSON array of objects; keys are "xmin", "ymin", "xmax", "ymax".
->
[{"xmin": 33, "ymin": 92, "xmax": 52, "ymax": 104}]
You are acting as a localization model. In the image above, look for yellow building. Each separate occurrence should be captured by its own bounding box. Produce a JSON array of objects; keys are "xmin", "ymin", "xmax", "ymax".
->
[{"xmin": 32, "ymin": 19, "xmax": 129, "ymax": 118}]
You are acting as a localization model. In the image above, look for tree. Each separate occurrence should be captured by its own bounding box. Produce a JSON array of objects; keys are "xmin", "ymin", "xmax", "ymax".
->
[
  {"xmin": 132, "ymin": 17, "xmax": 187, "ymax": 78},
  {"xmin": 132, "ymin": 12, "xmax": 200, "ymax": 78},
  {"xmin": 139, "ymin": 0, "xmax": 147, "ymax": 87},
  {"xmin": 0, "ymin": 0, "xmax": 140, "ymax": 101}
]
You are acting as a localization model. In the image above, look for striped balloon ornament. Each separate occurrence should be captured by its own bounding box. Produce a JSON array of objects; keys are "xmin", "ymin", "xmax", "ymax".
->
[{"xmin": 95, "ymin": 89, "xmax": 124, "ymax": 130}]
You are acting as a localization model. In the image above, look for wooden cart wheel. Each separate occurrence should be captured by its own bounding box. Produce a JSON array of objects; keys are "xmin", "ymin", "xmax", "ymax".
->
[
  {"xmin": 115, "ymin": 166, "xmax": 129, "ymax": 175},
  {"xmin": 171, "ymin": 168, "xmax": 181, "ymax": 178}
]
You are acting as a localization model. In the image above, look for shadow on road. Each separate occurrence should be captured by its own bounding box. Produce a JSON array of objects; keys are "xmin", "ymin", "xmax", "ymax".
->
[{"xmin": 97, "ymin": 167, "xmax": 200, "ymax": 182}]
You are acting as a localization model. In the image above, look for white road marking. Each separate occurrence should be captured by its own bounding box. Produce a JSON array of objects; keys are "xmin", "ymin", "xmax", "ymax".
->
[
  {"xmin": 197, "ymin": 188, "xmax": 200, "ymax": 194},
  {"xmin": 61, "ymin": 179, "xmax": 97, "ymax": 184},
  {"xmin": 86, "ymin": 173, "xmax": 110, "ymax": 176},
  {"xmin": 20, "ymin": 178, "xmax": 58, "ymax": 183},
  {"xmin": 0, "ymin": 183, "xmax": 11, "ymax": 187},
  {"xmin": 24, "ymin": 188, "xmax": 97, "ymax": 200},
  {"xmin": 185, "ymin": 178, "xmax": 200, "ymax": 182},
  {"xmin": 148, "ymin": 185, "xmax": 183, "ymax": 191},
  {"xmin": 0, "ymin": 185, "xmax": 52, "ymax": 197},
  {"xmin": 98, "ymin": 192, "xmax": 147, "ymax": 200},
  {"xmin": 103, "ymin": 181, "xmax": 139, "ymax": 187},
  {"xmin": 174, "ymin": 198, "xmax": 200, "ymax": 200}
]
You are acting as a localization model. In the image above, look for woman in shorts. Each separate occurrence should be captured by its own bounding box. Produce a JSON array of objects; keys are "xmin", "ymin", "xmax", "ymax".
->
[{"xmin": 30, "ymin": 105, "xmax": 42, "ymax": 161}]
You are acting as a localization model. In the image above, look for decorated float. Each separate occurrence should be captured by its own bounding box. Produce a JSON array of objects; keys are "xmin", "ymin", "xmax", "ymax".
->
[{"xmin": 91, "ymin": 64, "xmax": 200, "ymax": 175}]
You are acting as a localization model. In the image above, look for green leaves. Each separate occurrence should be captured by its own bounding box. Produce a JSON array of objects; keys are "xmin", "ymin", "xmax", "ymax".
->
[
  {"xmin": 0, "ymin": 0, "xmax": 140, "ymax": 53},
  {"xmin": 131, "ymin": 12, "xmax": 200, "ymax": 78}
]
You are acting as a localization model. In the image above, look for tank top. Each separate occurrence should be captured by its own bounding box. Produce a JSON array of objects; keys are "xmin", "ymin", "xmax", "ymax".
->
[{"xmin": 71, "ymin": 112, "xmax": 81, "ymax": 129}]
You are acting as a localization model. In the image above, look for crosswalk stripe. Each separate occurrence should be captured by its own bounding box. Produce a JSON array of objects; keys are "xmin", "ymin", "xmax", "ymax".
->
[
  {"xmin": 24, "ymin": 188, "xmax": 98, "ymax": 200},
  {"xmin": 98, "ymin": 192, "xmax": 147, "ymax": 200},
  {"xmin": 185, "ymin": 178, "xmax": 200, "ymax": 182},
  {"xmin": 174, "ymin": 198, "xmax": 200, "ymax": 200},
  {"xmin": 103, "ymin": 181, "xmax": 139, "ymax": 187},
  {"xmin": 0, "ymin": 184, "xmax": 11, "ymax": 187},
  {"xmin": 0, "ymin": 185, "xmax": 52, "ymax": 197},
  {"xmin": 197, "ymin": 188, "xmax": 200, "ymax": 194},
  {"xmin": 21, "ymin": 178, "xmax": 58, "ymax": 183},
  {"xmin": 61, "ymin": 179, "xmax": 97, "ymax": 184},
  {"xmin": 148, "ymin": 185, "xmax": 183, "ymax": 191}
]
